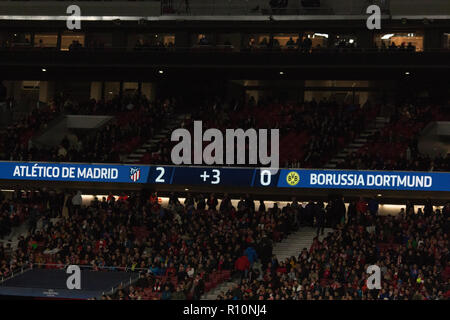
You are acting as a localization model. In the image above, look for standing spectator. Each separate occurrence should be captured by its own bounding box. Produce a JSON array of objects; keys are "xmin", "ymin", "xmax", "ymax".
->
[
  {"xmin": 443, "ymin": 201, "xmax": 450, "ymax": 219},
  {"xmin": 235, "ymin": 252, "xmax": 251, "ymax": 280},
  {"xmin": 423, "ymin": 199, "xmax": 433, "ymax": 217},
  {"xmin": 368, "ymin": 196, "xmax": 379, "ymax": 217},
  {"xmin": 244, "ymin": 245, "xmax": 258, "ymax": 268},
  {"xmin": 406, "ymin": 200, "xmax": 415, "ymax": 215},
  {"xmin": 71, "ymin": 190, "xmax": 82, "ymax": 214},
  {"xmin": 192, "ymin": 275, "xmax": 205, "ymax": 300},
  {"xmin": 220, "ymin": 193, "xmax": 231, "ymax": 212},
  {"xmin": 336, "ymin": 196, "xmax": 347, "ymax": 225},
  {"xmin": 356, "ymin": 197, "xmax": 368, "ymax": 214},
  {"xmin": 315, "ymin": 202, "xmax": 326, "ymax": 236},
  {"xmin": 207, "ymin": 193, "xmax": 218, "ymax": 211}
]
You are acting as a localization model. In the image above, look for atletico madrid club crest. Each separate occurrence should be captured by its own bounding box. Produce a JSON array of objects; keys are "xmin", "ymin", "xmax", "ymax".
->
[{"xmin": 130, "ymin": 167, "xmax": 141, "ymax": 182}]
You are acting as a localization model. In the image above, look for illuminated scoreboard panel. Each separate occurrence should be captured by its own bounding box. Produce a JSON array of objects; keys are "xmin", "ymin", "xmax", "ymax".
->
[
  {"xmin": 148, "ymin": 167, "xmax": 280, "ymax": 188},
  {"xmin": 147, "ymin": 166, "xmax": 450, "ymax": 192},
  {"xmin": 1, "ymin": 162, "xmax": 450, "ymax": 192}
]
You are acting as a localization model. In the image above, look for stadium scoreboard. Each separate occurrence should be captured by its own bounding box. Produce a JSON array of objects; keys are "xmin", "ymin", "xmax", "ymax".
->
[{"xmin": 1, "ymin": 161, "xmax": 449, "ymax": 192}]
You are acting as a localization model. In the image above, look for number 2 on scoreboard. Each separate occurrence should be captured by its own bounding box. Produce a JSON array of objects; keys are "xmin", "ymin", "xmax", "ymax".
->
[{"xmin": 155, "ymin": 167, "xmax": 165, "ymax": 183}]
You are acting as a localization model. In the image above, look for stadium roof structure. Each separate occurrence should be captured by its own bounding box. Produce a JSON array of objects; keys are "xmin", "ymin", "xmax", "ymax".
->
[{"xmin": 0, "ymin": 0, "xmax": 449, "ymax": 22}]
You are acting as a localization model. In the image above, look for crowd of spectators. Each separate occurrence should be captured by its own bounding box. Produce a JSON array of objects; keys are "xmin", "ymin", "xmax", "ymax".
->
[
  {"xmin": 134, "ymin": 39, "xmax": 174, "ymax": 51},
  {"xmin": 95, "ymin": 95, "xmax": 449, "ymax": 171},
  {"xmin": 0, "ymin": 190, "xmax": 300, "ymax": 300},
  {"xmin": 378, "ymin": 41, "xmax": 416, "ymax": 52},
  {"xmin": 0, "ymin": 106, "xmax": 60, "ymax": 161},
  {"xmin": 0, "ymin": 188, "xmax": 65, "ymax": 277},
  {"xmin": 1, "ymin": 91, "xmax": 448, "ymax": 172},
  {"xmin": 0, "ymin": 93, "xmax": 175, "ymax": 163},
  {"xmin": 149, "ymin": 97, "xmax": 379, "ymax": 168},
  {"xmin": 48, "ymin": 95, "xmax": 173, "ymax": 163},
  {"xmin": 1, "ymin": 189, "xmax": 448, "ymax": 300},
  {"xmin": 335, "ymin": 102, "xmax": 450, "ymax": 171},
  {"xmin": 243, "ymin": 35, "xmax": 319, "ymax": 52},
  {"xmin": 218, "ymin": 200, "xmax": 450, "ymax": 300}
]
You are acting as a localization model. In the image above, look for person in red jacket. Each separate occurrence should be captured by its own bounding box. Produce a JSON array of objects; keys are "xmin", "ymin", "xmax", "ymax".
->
[
  {"xmin": 118, "ymin": 193, "xmax": 129, "ymax": 203},
  {"xmin": 235, "ymin": 254, "xmax": 250, "ymax": 280},
  {"xmin": 442, "ymin": 261, "xmax": 450, "ymax": 282},
  {"xmin": 149, "ymin": 192, "xmax": 158, "ymax": 205},
  {"xmin": 356, "ymin": 197, "xmax": 368, "ymax": 214}
]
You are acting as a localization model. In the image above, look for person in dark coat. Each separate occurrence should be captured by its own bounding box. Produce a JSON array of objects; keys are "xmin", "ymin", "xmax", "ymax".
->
[{"xmin": 315, "ymin": 202, "xmax": 326, "ymax": 236}]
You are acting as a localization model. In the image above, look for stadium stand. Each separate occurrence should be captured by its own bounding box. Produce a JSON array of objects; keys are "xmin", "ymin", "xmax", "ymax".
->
[
  {"xmin": 147, "ymin": 97, "xmax": 379, "ymax": 168},
  {"xmin": 0, "ymin": 191, "xmax": 296, "ymax": 299},
  {"xmin": 0, "ymin": 190, "xmax": 448, "ymax": 300},
  {"xmin": 2, "ymin": 94, "xmax": 448, "ymax": 171},
  {"xmin": 217, "ymin": 206, "xmax": 450, "ymax": 300},
  {"xmin": 335, "ymin": 102, "xmax": 450, "ymax": 171},
  {"xmin": 0, "ymin": 94, "xmax": 175, "ymax": 163},
  {"xmin": 0, "ymin": 0, "xmax": 449, "ymax": 304}
]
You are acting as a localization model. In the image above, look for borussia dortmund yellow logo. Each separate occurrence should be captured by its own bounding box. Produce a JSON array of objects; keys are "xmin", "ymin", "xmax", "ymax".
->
[{"xmin": 286, "ymin": 171, "xmax": 300, "ymax": 186}]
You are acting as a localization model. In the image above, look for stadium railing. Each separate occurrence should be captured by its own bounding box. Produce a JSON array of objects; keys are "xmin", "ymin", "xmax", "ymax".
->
[
  {"xmin": 0, "ymin": 265, "xmax": 32, "ymax": 285},
  {"xmin": 2, "ymin": 45, "xmax": 449, "ymax": 53},
  {"xmin": 25, "ymin": 263, "xmax": 231, "ymax": 297}
]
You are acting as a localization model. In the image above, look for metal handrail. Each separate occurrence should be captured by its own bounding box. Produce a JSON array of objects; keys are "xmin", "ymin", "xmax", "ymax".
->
[
  {"xmin": 0, "ymin": 265, "xmax": 32, "ymax": 284},
  {"xmin": 31, "ymin": 262, "xmax": 150, "ymax": 273},
  {"xmin": 0, "ymin": 263, "xmax": 139, "ymax": 300}
]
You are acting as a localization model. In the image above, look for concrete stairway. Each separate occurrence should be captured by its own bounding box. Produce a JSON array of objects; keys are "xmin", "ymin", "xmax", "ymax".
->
[
  {"xmin": 201, "ymin": 277, "xmax": 241, "ymax": 300},
  {"xmin": 0, "ymin": 216, "xmax": 58, "ymax": 251},
  {"xmin": 273, "ymin": 227, "xmax": 332, "ymax": 262},
  {"xmin": 124, "ymin": 113, "xmax": 189, "ymax": 163},
  {"xmin": 324, "ymin": 116, "xmax": 390, "ymax": 169},
  {"xmin": 201, "ymin": 226, "xmax": 333, "ymax": 300},
  {"xmin": 0, "ymin": 222, "xmax": 29, "ymax": 250}
]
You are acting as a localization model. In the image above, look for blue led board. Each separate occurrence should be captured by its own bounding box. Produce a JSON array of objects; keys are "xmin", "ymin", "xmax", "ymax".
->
[{"xmin": 1, "ymin": 162, "xmax": 449, "ymax": 192}]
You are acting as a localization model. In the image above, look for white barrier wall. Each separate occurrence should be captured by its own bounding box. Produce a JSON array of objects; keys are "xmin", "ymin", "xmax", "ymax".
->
[{"xmin": 81, "ymin": 194, "xmax": 442, "ymax": 216}]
